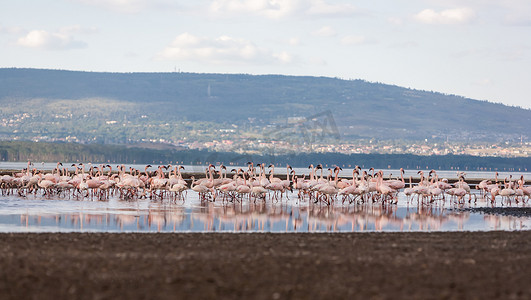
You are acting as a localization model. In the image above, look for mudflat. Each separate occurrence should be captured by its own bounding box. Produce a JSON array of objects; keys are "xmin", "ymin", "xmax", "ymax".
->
[{"xmin": 1, "ymin": 232, "xmax": 530, "ymax": 299}]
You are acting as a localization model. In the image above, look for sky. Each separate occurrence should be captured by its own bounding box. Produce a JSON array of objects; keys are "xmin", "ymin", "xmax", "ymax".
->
[{"xmin": 1, "ymin": 0, "xmax": 530, "ymax": 109}]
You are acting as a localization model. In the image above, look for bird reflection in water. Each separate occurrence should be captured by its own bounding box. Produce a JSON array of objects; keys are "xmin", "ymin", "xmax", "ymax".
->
[{"xmin": 13, "ymin": 199, "xmax": 529, "ymax": 232}]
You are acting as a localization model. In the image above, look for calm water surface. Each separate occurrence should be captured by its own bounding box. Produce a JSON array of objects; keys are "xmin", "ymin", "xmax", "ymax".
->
[
  {"xmin": 0, "ymin": 192, "xmax": 529, "ymax": 233},
  {"xmin": 1, "ymin": 164, "xmax": 529, "ymax": 233}
]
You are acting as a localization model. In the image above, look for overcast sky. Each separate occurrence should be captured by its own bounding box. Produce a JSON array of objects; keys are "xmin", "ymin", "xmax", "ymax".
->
[{"xmin": 1, "ymin": 0, "xmax": 530, "ymax": 108}]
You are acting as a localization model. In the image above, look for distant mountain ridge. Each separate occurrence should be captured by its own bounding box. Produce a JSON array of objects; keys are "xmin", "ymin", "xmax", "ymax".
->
[{"xmin": 0, "ymin": 68, "xmax": 529, "ymax": 142}]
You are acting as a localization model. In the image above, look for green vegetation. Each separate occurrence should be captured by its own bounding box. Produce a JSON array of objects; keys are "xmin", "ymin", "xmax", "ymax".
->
[
  {"xmin": 0, "ymin": 141, "xmax": 528, "ymax": 171},
  {"xmin": 0, "ymin": 68, "xmax": 529, "ymax": 144}
]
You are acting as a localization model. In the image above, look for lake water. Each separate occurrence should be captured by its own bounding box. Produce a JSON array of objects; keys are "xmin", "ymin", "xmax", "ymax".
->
[
  {"xmin": 0, "ymin": 163, "xmax": 529, "ymax": 233},
  {"xmin": 0, "ymin": 189, "xmax": 529, "ymax": 233}
]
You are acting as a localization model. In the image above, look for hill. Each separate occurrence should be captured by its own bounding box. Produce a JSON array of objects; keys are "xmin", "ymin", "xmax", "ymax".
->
[{"xmin": 0, "ymin": 68, "xmax": 529, "ymax": 144}]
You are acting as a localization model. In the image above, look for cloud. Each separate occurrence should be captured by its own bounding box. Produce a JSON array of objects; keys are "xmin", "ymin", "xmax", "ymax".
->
[
  {"xmin": 415, "ymin": 7, "xmax": 476, "ymax": 25},
  {"xmin": 312, "ymin": 26, "xmax": 336, "ymax": 37},
  {"xmin": 71, "ymin": 0, "xmax": 180, "ymax": 13},
  {"xmin": 158, "ymin": 32, "xmax": 294, "ymax": 64},
  {"xmin": 388, "ymin": 41, "xmax": 418, "ymax": 49},
  {"xmin": 304, "ymin": 0, "xmax": 361, "ymax": 18},
  {"xmin": 450, "ymin": 48, "xmax": 486, "ymax": 59},
  {"xmin": 387, "ymin": 17, "xmax": 404, "ymax": 26},
  {"xmin": 72, "ymin": 0, "xmax": 361, "ymax": 18},
  {"xmin": 17, "ymin": 29, "xmax": 87, "ymax": 50},
  {"xmin": 0, "ymin": 25, "xmax": 24, "ymax": 35},
  {"xmin": 208, "ymin": 0, "xmax": 360, "ymax": 19},
  {"xmin": 497, "ymin": 0, "xmax": 531, "ymax": 26},
  {"xmin": 59, "ymin": 25, "xmax": 98, "ymax": 35},
  {"xmin": 450, "ymin": 45, "xmax": 528, "ymax": 62},
  {"xmin": 340, "ymin": 35, "xmax": 377, "ymax": 46},
  {"xmin": 503, "ymin": 14, "xmax": 531, "ymax": 26},
  {"xmin": 497, "ymin": 46, "xmax": 529, "ymax": 62},
  {"xmin": 308, "ymin": 56, "xmax": 327, "ymax": 66},
  {"xmin": 272, "ymin": 51, "xmax": 293, "ymax": 63},
  {"xmin": 472, "ymin": 78, "xmax": 494, "ymax": 87},
  {"xmin": 288, "ymin": 37, "xmax": 301, "ymax": 46}
]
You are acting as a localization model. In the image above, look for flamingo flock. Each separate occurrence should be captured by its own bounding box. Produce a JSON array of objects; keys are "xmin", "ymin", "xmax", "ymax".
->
[
  {"xmin": 476, "ymin": 172, "xmax": 531, "ymax": 205},
  {"xmin": 0, "ymin": 161, "xmax": 529, "ymax": 206}
]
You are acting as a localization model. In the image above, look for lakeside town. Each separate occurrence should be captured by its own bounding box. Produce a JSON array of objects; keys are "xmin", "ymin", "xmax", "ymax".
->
[
  {"xmin": 187, "ymin": 138, "xmax": 531, "ymax": 158},
  {"xmin": 8, "ymin": 134, "xmax": 529, "ymax": 158},
  {"xmin": 2, "ymin": 108, "xmax": 529, "ymax": 159}
]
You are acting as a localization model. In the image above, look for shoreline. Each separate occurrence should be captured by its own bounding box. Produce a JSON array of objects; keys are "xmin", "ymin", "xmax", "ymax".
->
[
  {"xmin": 1, "ymin": 231, "xmax": 531, "ymax": 299},
  {"xmin": 460, "ymin": 206, "xmax": 531, "ymax": 217}
]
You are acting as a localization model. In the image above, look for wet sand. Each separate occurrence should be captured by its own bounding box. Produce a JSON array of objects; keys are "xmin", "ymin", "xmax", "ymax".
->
[
  {"xmin": 1, "ymin": 231, "xmax": 531, "ymax": 299},
  {"xmin": 462, "ymin": 207, "xmax": 531, "ymax": 217}
]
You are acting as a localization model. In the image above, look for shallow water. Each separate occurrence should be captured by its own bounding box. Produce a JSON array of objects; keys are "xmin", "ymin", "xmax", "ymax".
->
[
  {"xmin": 0, "ymin": 191, "xmax": 529, "ymax": 233},
  {"xmin": 1, "ymin": 164, "xmax": 530, "ymax": 232}
]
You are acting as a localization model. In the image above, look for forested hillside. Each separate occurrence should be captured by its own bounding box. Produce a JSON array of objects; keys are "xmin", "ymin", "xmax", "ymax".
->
[{"xmin": 0, "ymin": 68, "xmax": 529, "ymax": 144}]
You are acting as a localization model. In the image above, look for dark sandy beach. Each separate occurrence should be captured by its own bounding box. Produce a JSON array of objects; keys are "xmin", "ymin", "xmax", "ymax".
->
[{"xmin": 1, "ymin": 231, "xmax": 531, "ymax": 299}]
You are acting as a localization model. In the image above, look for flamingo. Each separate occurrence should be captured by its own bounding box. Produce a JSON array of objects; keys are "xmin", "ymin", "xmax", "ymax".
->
[
  {"xmin": 338, "ymin": 170, "xmax": 362, "ymax": 204},
  {"xmin": 266, "ymin": 181, "xmax": 288, "ymax": 201},
  {"xmin": 329, "ymin": 166, "xmax": 344, "ymax": 188},
  {"xmin": 169, "ymin": 182, "xmax": 188, "ymax": 201},
  {"xmin": 376, "ymin": 171, "xmax": 396, "ymax": 203},
  {"xmin": 477, "ymin": 178, "xmax": 492, "ymax": 197},
  {"xmin": 499, "ymin": 177, "xmax": 515, "ymax": 204},
  {"xmin": 257, "ymin": 164, "xmax": 270, "ymax": 187},
  {"xmin": 451, "ymin": 177, "xmax": 468, "ymax": 203},
  {"xmin": 191, "ymin": 176, "xmax": 214, "ymax": 201},
  {"xmin": 428, "ymin": 183, "xmax": 444, "ymax": 203},
  {"xmin": 38, "ymin": 177, "xmax": 55, "ymax": 196},
  {"xmin": 280, "ymin": 165, "xmax": 293, "ymax": 188},
  {"xmin": 518, "ymin": 176, "xmax": 530, "ymax": 201},
  {"xmin": 235, "ymin": 173, "xmax": 252, "ymax": 201},
  {"xmin": 412, "ymin": 171, "xmax": 429, "ymax": 203},
  {"xmin": 385, "ymin": 168, "xmax": 406, "ymax": 190},
  {"xmin": 485, "ymin": 183, "xmax": 500, "ymax": 204},
  {"xmin": 403, "ymin": 176, "xmax": 414, "ymax": 202},
  {"xmin": 251, "ymin": 186, "xmax": 268, "ymax": 201},
  {"xmin": 317, "ymin": 175, "xmax": 338, "ymax": 205},
  {"xmin": 425, "ymin": 171, "xmax": 444, "ymax": 202},
  {"xmin": 43, "ymin": 162, "xmax": 62, "ymax": 183},
  {"xmin": 77, "ymin": 176, "xmax": 89, "ymax": 197}
]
